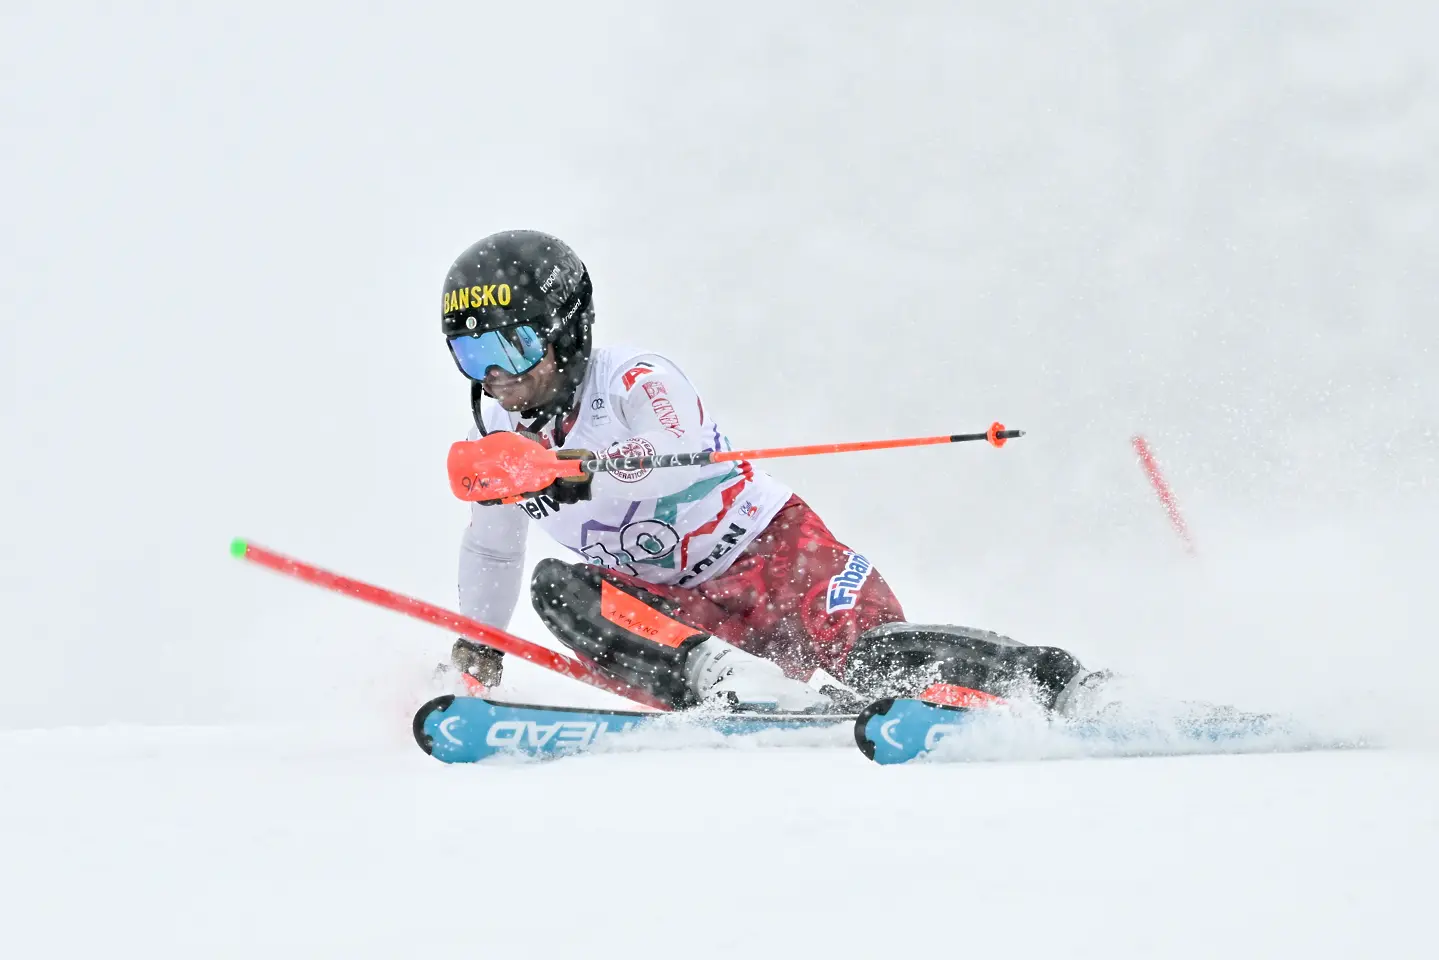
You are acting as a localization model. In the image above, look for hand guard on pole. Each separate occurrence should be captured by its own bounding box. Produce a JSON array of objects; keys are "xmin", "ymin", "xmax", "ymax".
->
[{"xmin": 450, "ymin": 432, "xmax": 591, "ymax": 506}]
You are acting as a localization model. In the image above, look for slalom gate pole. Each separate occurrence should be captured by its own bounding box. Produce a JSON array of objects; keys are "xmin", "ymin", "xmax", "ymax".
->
[
  {"xmin": 1131, "ymin": 435, "xmax": 1196, "ymax": 556},
  {"xmin": 229, "ymin": 538, "xmax": 672, "ymax": 711}
]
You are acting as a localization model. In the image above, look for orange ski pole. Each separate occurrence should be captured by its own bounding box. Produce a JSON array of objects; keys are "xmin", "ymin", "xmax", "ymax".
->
[
  {"xmin": 449, "ymin": 423, "xmax": 1023, "ymax": 502},
  {"xmin": 705, "ymin": 422, "xmax": 1022, "ymax": 466},
  {"xmin": 229, "ymin": 538, "xmax": 671, "ymax": 710}
]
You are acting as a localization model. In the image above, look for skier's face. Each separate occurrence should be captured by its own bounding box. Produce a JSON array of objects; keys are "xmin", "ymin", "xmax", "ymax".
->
[{"xmin": 483, "ymin": 344, "xmax": 563, "ymax": 411}]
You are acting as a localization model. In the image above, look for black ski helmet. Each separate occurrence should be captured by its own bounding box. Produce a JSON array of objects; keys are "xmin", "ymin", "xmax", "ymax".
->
[{"xmin": 441, "ymin": 230, "xmax": 595, "ymax": 416}]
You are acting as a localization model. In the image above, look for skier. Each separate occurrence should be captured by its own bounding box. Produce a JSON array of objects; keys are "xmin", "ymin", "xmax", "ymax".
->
[{"xmin": 444, "ymin": 230, "xmax": 1106, "ymax": 714}]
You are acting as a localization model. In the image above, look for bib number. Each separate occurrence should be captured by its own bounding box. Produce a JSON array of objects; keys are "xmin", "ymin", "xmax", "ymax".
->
[{"xmin": 580, "ymin": 520, "xmax": 680, "ymax": 574}]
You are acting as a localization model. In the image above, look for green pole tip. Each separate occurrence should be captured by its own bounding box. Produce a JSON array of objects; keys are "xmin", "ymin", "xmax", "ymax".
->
[{"xmin": 229, "ymin": 537, "xmax": 249, "ymax": 559}]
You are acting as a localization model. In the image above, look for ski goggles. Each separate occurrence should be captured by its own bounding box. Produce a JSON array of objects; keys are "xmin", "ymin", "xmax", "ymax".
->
[{"xmin": 447, "ymin": 324, "xmax": 547, "ymax": 380}]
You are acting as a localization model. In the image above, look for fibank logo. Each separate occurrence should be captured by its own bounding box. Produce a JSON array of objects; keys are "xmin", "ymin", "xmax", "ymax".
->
[
  {"xmin": 444, "ymin": 284, "xmax": 512, "ymax": 314},
  {"xmin": 826, "ymin": 552, "xmax": 873, "ymax": 613}
]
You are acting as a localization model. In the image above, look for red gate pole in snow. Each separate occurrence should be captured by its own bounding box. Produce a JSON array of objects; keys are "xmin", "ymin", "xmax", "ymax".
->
[
  {"xmin": 230, "ymin": 538, "xmax": 670, "ymax": 710},
  {"xmin": 1131, "ymin": 435, "xmax": 1196, "ymax": 556}
]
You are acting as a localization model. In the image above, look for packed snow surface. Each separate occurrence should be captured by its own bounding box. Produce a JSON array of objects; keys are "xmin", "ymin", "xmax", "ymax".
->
[{"xmin": 3, "ymin": 716, "xmax": 1433, "ymax": 958}]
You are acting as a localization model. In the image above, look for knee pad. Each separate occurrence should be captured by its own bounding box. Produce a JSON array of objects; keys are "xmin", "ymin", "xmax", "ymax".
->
[
  {"xmin": 530, "ymin": 558, "xmax": 709, "ymax": 709},
  {"xmin": 844, "ymin": 622, "xmax": 1083, "ymax": 707}
]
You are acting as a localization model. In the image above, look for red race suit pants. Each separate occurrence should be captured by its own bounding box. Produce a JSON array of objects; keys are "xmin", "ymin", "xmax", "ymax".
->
[{"xmin": 598, "ymin": 495, "xmax": 906, "ymax": 679}]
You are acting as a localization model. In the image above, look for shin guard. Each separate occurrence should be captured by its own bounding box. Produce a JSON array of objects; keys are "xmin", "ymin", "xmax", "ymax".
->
[{"xmin": 530, "ymin": 559, "xmax": 709, "ymax": 709}]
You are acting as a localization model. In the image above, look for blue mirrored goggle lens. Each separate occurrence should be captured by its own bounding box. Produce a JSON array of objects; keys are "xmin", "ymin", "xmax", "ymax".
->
[{"xmin": 448, "ymin": 325, "xmax": 547, "ymax": 380}]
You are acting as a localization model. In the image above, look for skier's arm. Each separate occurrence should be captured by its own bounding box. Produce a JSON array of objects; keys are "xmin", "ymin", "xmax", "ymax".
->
[
  {"xmin": 457, "ymin": 499, "xmax": 527, "ymax": 628},
  {"xmin": 597, "ymin": 356, "xmax": 726, "ymax": 500}
]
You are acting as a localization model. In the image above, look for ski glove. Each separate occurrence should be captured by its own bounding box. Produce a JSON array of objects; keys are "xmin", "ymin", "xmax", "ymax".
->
[
  {"xmin": 452, "ymin": 638, "xmax": 503, "ymax": 688},
  {"xmin": 542, "ymin": 448, "xmax": 594, "ymax": 504}
]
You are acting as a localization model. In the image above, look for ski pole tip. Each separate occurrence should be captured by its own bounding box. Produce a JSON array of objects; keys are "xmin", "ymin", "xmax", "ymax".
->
[{"xmin": 229, "ymin": 537, "xmax": 249, "ymax": 560}]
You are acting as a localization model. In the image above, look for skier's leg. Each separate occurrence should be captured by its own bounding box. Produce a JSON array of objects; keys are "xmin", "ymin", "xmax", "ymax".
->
[
  {"xmin": 842, "ymin": 622, "xmax": 1087, "ymax": 709},
  {"xmin": 693, "ymin": 495, "xmax": 908, "ymax": 680},
  {"xmin": 529, "ymin": 558, "xmax": 831, "ymax": 711},
  {"xmin": 710, "ymin": 497, "xmax": 1090, "ymax": 709}
]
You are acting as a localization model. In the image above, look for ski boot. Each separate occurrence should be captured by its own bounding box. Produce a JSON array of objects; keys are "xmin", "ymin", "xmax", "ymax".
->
[{"xmin": 684, "ymin": 637, "xmax": 834, "ymax": 713}]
